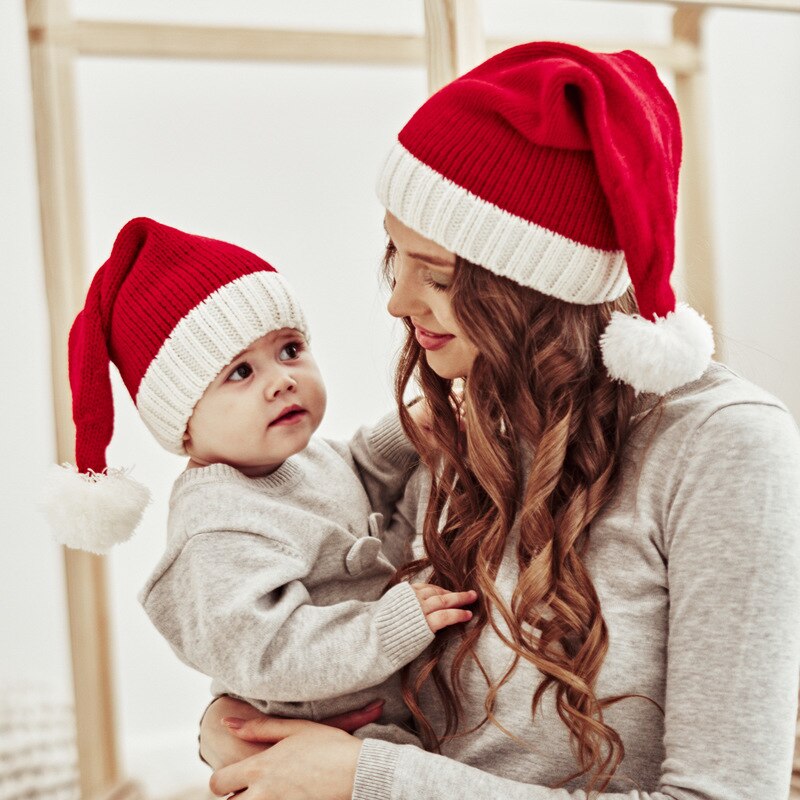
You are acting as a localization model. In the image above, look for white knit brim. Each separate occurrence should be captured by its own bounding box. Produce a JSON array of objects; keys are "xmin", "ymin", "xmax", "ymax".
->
[
  {"xmin": 377, "ymin": 140, "xmax": 631, "ymax": 304},
  {"xmin": 136, "ymin": 271, "xmax": 307, "ymax": 454}
]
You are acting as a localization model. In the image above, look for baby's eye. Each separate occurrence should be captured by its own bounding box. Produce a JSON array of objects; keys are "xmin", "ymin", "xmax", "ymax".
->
[
  {"xmin": 279, "ymin": 341, "xmax": 303, "ymax": 361},
  {"xmin": 227, "ymin": 362, "xmax": 253, "ymax": 382}
]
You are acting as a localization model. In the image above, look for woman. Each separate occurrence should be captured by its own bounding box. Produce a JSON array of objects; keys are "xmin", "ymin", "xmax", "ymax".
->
[{"xmin": 199, "ymin": 42, "xmax": 800, "ymax": 799}]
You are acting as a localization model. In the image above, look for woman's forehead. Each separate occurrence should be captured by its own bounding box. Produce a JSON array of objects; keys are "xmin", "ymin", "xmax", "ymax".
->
[{"xmin": 384, "ymin": 212, "xmax": 455, "ymax": 266}]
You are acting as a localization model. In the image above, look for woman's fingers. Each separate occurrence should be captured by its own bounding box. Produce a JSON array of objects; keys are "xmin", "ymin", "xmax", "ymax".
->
[
  {"xmin": 200, "ymin": 696, "xmax": 270, "ymax": 770},
  {"xmin": 208, "ymin": 762, "xmax": 241, "ymax": 796},
  {"xmin": 319, "ymin": 699, "xmax": 384, "ymax": 731},
  {"xmin": 209, "ymin": 724, "xmax": 361, "ymax": 799},
  {"xmin": 222, "ymin": 715, "xmax": 316, "ymax": 743}
]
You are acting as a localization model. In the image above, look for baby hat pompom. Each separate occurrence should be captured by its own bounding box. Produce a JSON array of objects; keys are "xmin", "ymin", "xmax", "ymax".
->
[
  {"xmin": 45, "ymin": 217, "xmax": 307, "ymax": 554},
  {"xmin": 42, "ymin": 465, "xmax": 150, "ymax": 555}
]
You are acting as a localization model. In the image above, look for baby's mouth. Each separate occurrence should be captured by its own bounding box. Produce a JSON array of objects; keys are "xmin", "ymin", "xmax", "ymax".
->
[{"xmin": 269, "ymin": 405, "xmax": 307, "ymax": 426}]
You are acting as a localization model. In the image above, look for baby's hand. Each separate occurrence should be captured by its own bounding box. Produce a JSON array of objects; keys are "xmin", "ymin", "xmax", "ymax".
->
[
  {"xmin": 407, "ymin": 398, "xmax": 434, "ymax": 435},
  {"xmin": 411, "ymin": 582, "xmax": 477, "ymax": 633}
]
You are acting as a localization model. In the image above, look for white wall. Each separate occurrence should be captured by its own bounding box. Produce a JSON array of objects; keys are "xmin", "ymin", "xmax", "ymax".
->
[{"xmin": 2, "ymin": 1, "xmax": 798, "ymax": 796}]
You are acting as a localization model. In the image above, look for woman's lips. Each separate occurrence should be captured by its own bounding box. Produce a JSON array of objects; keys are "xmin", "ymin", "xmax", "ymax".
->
[{"xmin": 414, "ymin": 326, "xmax": 455, "ymax": 351}]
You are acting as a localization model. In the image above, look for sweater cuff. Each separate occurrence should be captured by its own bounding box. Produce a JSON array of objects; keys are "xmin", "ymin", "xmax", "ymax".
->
[
  {"xmin": 368, "ymin": 410, "xmax": 417, "ymax": 466},
  {"xmin": 374, "ymin": 581, "xmax": 434, "ymax": 667},
  {"xmin": 352, "ymin": 738, "xmax": 401, "ymax": 800}
]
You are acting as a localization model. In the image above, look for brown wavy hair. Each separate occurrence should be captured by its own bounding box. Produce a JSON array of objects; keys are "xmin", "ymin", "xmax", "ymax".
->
[{"xmin": 387, "ymin": 245, "xmax": 647, "ymax": 792}]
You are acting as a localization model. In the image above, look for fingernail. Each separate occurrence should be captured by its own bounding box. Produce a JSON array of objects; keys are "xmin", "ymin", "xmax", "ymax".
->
[{"xmin": 222, "ymin": 716, "xmax": 244, "ymax": 729}]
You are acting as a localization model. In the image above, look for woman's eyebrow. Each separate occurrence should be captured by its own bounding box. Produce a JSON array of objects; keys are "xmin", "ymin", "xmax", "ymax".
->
[{"xmin": 409, "ymin": 251, "xmax": 455, "ymax": 269}]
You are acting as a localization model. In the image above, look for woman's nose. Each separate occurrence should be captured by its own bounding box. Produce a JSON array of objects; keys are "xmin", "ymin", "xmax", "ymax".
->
[{"xmin": 387, "ymin": 262, "xmax": 423, "ymax": 319}]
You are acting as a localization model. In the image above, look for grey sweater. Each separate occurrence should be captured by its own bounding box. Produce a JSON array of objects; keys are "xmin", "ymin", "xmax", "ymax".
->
[
  {"xmin": 353, "ymin": 363, "xmax": 800, "ymax": 800},
  {"xmin": 139, "ymin": 413, "xmax": 432, "ymax": 728}
]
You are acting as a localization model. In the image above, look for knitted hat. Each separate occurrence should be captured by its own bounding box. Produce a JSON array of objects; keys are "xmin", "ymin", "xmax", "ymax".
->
[
  {"xmin": 378, "ymin": 41, "xmax": 714, "ymax": 395},
  {"xmin": 44, "ymin": 217, "xmax": 307, "ymax": 554}
]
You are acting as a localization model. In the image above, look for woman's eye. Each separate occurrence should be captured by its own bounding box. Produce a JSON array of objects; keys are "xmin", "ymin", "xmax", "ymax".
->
[
  {"xmin": 227, "ymin": 362, "xmax": 253, "ymax": 382},
  {"xmin": 279, "ymin": 342, "xmax": 302, "ymax": 361},
  {"xmin": 423, "ymin": 272, "xmax": 451, "ymax": 292}
]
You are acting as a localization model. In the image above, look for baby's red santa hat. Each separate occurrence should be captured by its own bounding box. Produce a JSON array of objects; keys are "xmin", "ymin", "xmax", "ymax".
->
[
  {"xmin": 43, "ymin": 218, "xmax": 307, "ymax": 554},
  {"xmin": 378, "ymin": 41, "xmax": 714, "ymax": 394}
]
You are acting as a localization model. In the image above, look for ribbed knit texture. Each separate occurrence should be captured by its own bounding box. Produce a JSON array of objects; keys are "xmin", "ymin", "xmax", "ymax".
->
[
  {"xmin": 68, "ymin": 217, "xmax": 306, "ymax": 473},
  {"xmin": 353, "ymin": 739, "xmax": 401, "ymax": 800},
  {"xmin": 137, "ymin": 271, "xmax": 306, "ymax": 454},
  {"xmin": 351, "ymin": 364, "xmax": 800, "ymax": 799},
  {"xmin": 366, "ymin": 404, "xmax": 422, "ymax": 466},
  {"xmin": 378, "ymin": 142, "xmax": 630, "ymax": 304},
  {"xmin": 139, "ymin": 431, "xmax": 434, "ymax": 726},
  {"xmin": 398, "ymin": 88, "xmax": 617, "ymax": 251},
  {"xmin": 379, "ymin": 42, "xmax": 682, "ymax": 321},
  {"xmin": 374, "ymin": 582, "xmax": 434, "ymax": 667},
  {"xmin": 107, "ymin": 221, "xmax": 304, "ymax": 398}
]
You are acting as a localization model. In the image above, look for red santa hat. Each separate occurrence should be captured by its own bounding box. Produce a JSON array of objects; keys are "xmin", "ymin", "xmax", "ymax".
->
[
  {"xmin": 378, "ymin": 41, "xmax": 714, "ymax": 394},
  {"xmin": 43, "ymin": 217, "xmax": 307, "ymax": 554}
]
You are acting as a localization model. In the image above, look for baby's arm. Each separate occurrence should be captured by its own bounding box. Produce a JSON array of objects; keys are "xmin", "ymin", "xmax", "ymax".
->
[
  {"xmin": 340, "ymin": 409, "xmax": 421, "ymax": 525},
  {"xmin": 141, "ymin": 530, "xmax": 473, "ymax": 704}
]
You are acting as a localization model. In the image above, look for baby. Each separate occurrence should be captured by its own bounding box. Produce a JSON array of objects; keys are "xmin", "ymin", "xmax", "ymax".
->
[{"xmin": 45, "ymin": 217, "xmax": 475, "ymax": 744}]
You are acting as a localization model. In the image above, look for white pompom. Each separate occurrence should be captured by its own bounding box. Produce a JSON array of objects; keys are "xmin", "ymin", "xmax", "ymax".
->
[
  {"xmin": 600, "ymin": 302, "xmax": 715, "ymax": 395},
  {"xmin": 41, "ymin": 464, "xmax": 151, "ymax": 555}
]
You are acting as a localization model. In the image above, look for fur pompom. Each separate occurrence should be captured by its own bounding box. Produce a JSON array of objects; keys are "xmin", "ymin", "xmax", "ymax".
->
[
  {"xmin": 41, "ymin": 464, "xmax": 151, "ymax": 555},
  {"xmin": 600, "ymin": 302, "xmax": 714, "ymax": 395}
]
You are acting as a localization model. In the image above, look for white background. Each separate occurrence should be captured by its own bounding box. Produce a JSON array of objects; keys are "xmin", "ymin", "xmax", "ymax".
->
[{"xmin": 1, "ymin": 1, "xmax": 798, "ymax": 795}]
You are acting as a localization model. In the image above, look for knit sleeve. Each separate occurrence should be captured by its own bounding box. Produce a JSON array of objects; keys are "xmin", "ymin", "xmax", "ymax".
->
[
  {"xmin": 346, "ymin": 410, "xmax": 419, "ymax": 523},
  {"xmin": 140, "ymin": 530, "xmax": 434, "ymax": 703},
  {"xmin": 353, "ymin": 402, "xmax": 800, "ymax": 800}
]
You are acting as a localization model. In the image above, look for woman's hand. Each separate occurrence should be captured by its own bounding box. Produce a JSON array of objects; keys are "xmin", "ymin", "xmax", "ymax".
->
[
  {"xmin": 199, "ymin": 695, "xmax": 384, "ymax": 771},
  {"xmin": 209, "ymin": 717, "xmax": 362, "ymax": 800},
  {"xmin": 200, "ymin": 695, "xmax": 270, "ymax": 770}
]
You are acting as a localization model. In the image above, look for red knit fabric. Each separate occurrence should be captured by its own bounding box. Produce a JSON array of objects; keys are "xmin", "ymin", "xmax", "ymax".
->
[
  {"xmin": 397, "ymin": 42, "xmax": 682, "ymax": 320},
  {"xmin": 69, "ymin": 218, "xmax": 277, "ymax": 474}
]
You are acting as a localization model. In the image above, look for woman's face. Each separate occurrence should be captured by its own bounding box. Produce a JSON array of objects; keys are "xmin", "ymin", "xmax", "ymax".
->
[{"xmin": 384, "ymin": 212, "xmax": 479, "ymax": 380}]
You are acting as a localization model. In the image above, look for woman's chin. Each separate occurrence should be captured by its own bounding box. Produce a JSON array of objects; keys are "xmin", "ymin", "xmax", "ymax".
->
[{"xmin": 424, "ymin": 352, "xmax": 471, "ymax": 381}]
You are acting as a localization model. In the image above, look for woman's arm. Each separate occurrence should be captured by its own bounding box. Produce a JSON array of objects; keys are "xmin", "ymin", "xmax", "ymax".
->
[
  {"xmin": 208, "ymin": 403, "xmax": 800, "ymax": 799},
  {"xmin": 348, "ymin": 403, "xmax": 800, "ymax": 800},
  {"xmin": 199, "ymin": 696, "xmax": 386, "ymax": 771}
]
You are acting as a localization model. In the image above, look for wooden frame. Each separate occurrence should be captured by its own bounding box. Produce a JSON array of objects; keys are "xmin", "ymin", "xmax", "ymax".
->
[{"xmin": 24, "ymin": 0, "xmax": 800, "ymax": 796}]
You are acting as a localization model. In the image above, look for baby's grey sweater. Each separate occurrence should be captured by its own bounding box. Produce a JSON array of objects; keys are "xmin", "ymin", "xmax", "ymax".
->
[
  {"xmin": 139, "ymin": 414, "xmax": 433, "ymax": 728},
  {"xmin": 353, "ymin": 363, "xmax": 800, "ymax": 800}
]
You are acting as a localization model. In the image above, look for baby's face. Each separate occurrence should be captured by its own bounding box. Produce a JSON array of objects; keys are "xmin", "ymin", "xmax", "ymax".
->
[{"xmin": 183, "ymin": 328, "xmax": 326, "ymax": 476}]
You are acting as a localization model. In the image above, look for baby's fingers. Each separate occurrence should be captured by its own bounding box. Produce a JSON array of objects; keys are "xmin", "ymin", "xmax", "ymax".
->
[
  {"xmin": 421, "ymin": 589, "xmax": 477, "ymax": 632},
  {"xmin": 425, "ymin": 607, "xmax": 474, "ymax": 633},
  {"xmin": 411, "ymin": 582, "xmax": 449, "ymax": 601}
]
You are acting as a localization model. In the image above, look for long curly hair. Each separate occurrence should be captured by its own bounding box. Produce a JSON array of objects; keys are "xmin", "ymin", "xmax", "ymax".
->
[{"xmin": 387, "ymin": 245, "xmax": 647, "ymax": 792}]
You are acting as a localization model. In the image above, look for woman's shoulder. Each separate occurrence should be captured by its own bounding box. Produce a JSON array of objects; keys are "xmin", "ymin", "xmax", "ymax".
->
[
  {"xmin": 626, "ymin": 361, "xmax": 799, "ymax": 498},
  {"xmin": 634, "ymin": 360, "xmax": 794, "ymax": 440}
]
